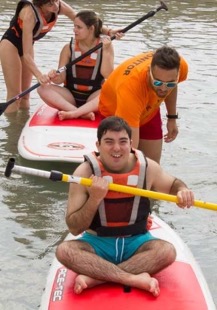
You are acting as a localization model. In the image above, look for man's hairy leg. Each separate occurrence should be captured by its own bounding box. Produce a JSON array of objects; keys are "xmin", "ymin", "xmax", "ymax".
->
[
  {"xmin": 56, "ymin": 239, "xmax": 175, "ymax": 296},
  {"xmin": 119, "ymin": 239, "xmax": 176, "ymax": 275}
]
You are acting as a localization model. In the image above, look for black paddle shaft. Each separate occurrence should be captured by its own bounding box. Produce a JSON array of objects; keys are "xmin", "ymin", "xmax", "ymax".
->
[
  {"xmin": 0, "ymin": 1, "xmax": 168, "ymax": 115},
  {"xmin": 61, "ymin": 1, "xmax": 168, "ymax": 73}
]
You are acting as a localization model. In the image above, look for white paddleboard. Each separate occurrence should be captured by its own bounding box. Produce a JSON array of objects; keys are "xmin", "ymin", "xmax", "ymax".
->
[
  {"xmin": 40, "ymin": 215, "xmax": 215, "ymax": 310},
  {"xmin": 18, "ymin": 103, "xmax": 100, "ymax": 162}
]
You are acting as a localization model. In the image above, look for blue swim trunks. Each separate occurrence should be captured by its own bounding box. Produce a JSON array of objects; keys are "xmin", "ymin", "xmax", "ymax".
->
[{"xmin": 78, "ymin": 232, "xmax": 156, "ymax": 264}]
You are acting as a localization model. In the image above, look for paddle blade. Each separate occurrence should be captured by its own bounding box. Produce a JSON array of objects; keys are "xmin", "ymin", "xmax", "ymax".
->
[
  {"xmin": 0, "ymin": 102, "xmax": 10, "ymax": 115},
  {"xmin": 160, "ymin": 1, "xmax": 168, "ymax": 11},
  {"xmin": 0, "ymin": 82, "xmax": 41, "ymax": 116}
]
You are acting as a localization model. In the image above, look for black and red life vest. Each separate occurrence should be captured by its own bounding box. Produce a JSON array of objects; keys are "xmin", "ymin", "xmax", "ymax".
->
[
  {"xmin": 10, "ymin": 0, "xmax": 58, "ymax": 41},
  {"xmin": 84, "ymin": 150, "xmax": 151, "ymax": 237},
  {"xmin": 65, "ymin": 37, "xmax": 105, "ymax": 93}
]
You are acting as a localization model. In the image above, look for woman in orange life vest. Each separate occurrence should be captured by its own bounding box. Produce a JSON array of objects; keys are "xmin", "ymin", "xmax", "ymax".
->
[
  {"xmin": 37, "ymin": 10, "xmax": 117, "ymax": 121},
  {"xmin": 0, "ymin": 0, "xmax": 118, "ymax": 114}
]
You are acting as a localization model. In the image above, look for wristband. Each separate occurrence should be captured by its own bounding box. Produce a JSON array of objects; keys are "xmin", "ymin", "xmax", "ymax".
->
[{"xmin": 166, "ymin": 114, "xmax": 178, "ymax": 119}]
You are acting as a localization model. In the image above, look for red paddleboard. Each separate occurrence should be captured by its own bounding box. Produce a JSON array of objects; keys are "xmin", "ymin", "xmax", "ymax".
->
[
  {"xmin": 18, "ymin": 103, "xmax": 100, "ymax": 162},
  {"xmin": 39, "ymin": 215, "xmax": 215, "ymax": 310}
]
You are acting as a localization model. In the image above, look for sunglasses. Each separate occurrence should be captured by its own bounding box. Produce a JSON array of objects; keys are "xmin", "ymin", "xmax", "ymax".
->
[{"xmin": 149, "ymin": 69, "xmax": 178, "ymax": 88}]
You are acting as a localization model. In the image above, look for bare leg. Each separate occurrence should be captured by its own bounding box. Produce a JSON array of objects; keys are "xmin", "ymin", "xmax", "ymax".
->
[
  {"xmin": 56, "ymin": 239, "xmax": 175, "ymax": 296},
  {"xmin": 38, "ymin": 84, "xmax": 95, "ymax": 120},
  {"xmin": 138, "ymin": 139, "xmax": 163, "ymax": 164},
  {"xmin": 0, "ymin": 40, "xmax": 22, "ymax": 113},
  {"xmin": 119, "ymin": 239, "xmax": 176, "ymax": 275},
  {"xmin": 58, "ymin": 90, "xmax": 100, "ymax": 120},
  {"xmin": 19, "ymin": 56, "xmax": 33, "ymax": 109},
  {"xmin": 38, "ymin": 84, "xmax": 76, "ymax": 110}
]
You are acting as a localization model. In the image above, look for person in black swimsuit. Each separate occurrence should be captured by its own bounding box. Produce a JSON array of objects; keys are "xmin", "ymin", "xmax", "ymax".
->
[{"xmin": 0, "ymin": 0, "xmax": 119, "ymax": 114}]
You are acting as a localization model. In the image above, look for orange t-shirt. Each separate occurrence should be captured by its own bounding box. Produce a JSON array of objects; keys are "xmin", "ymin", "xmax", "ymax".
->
[{"xmin": 99, "ymin": 52, "xmax": 188, "ymax": 127}]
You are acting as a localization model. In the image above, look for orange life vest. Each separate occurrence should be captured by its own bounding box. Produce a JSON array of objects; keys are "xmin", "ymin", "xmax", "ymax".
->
[
  {"xmin": 84, "ymin": 150, "xmax": 151, "ymax": 237},
  {"xmin": 65, "ymin": 38, "xmax": 104, "ymax": 93},
  {"xmin": 10, "ymin": 0, "xmax": 58, "ymax": 41}
]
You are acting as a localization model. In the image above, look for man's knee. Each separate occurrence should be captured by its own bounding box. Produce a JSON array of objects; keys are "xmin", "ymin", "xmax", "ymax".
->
[
  {"xmin": 164, "ymin": 241, "xmax": 176, "ymax": 264},
  {"xmin": 152, "ymin": 239, "xmax": 176, "ymax": 265},
  {"xmin": 56, "ymin": 241, "xmax": 68, "ymax": 264}
]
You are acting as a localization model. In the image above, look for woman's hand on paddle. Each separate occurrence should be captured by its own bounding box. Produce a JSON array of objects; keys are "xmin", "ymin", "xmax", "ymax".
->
[
  {"xmin": 101, "ymin": 36, "xmax": 113, "ymax": 50},
  {"xmin": 47, "ymin": 69, "xmax": 63, "ymax": 84},
  {"xmin": 48, "ymin": 69, "xmax": 58, "ymax": 79},
  {"xmin": 48, "ymin": 69, "xmax": 59, "ymax": 82},
  {"xmin": 37, "ymin": 69, "xmax": 62, "ymax": 85},
  {"xmin": 114, "ymin": 32, "xmax": 124, "ymax": 40},
  {"xmin": 109, "ymin": 28, "xmax": 124, "ymax": 39},
  {"xmin": 37, "ymin": 72, "xmax": 51, "ymax": 85}
]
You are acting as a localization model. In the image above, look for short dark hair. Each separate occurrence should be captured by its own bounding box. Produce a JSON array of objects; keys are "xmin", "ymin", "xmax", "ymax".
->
[
  {"xmin": 75, "ymin": 10, "xmax": 103, "ymax": 37},
  {"xmin": 97, "ymin": 116, "xmax": 132, "ymax": 143},
  {"xmin": 151, "ymin": 46, "xmax": 180, "ymax": 70}
]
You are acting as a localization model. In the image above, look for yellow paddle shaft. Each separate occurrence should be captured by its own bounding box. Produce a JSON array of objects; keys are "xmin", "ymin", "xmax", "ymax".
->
[
  {"xmin": 6, "ymin": 161, "xmax": 217, "ymax": 212},
  {"xmin": 63, "ymin": 175, "xmax": 217, "ymax": 212}
]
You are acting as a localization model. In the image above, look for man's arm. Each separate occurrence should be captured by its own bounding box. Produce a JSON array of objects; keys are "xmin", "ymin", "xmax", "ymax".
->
[
  {"xmin": 146, "ymin": 158, "xmax": 194, "ymax": 208},
  {"xmin": 165, "ymin": 87, "xmax": 178, "ymax": 116},
  {"xmin": 164, "ymin": 87, "xmax": 179, "ymax": 143},
  {"xmin": 169, "ymin": 178, "xmax": 194, "ymax": 208}
]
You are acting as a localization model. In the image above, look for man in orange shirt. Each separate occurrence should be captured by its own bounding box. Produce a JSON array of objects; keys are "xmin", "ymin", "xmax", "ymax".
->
[{"xmin": 99, "ymin": 46, "xmax": 188, "ymax": 163}]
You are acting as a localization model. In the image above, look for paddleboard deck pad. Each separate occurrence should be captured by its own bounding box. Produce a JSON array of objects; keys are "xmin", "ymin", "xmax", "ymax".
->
[
  {"xmin": 40, "ymin": 215, "xmax": 215, "ymax": 310},
  {"xmin": 18, "ymin": 103, "xmax": 100, "ymax": 162}
]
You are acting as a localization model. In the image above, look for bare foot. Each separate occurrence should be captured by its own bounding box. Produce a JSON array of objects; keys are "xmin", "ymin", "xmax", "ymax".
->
[
  {"xmin": 132, "ymin": 272, "xmax": 160, "ymax": 297},
  {"xmin": 74, "ymin": 272, "xmax": 160, "ymax": 297},
  {"xmin": 58, "ymin": 111, "xmax": 95, "ymax": 121},
  {"xmin": 81, "ymin": 112, "xmax": 95, "ymax": 121},
  {"xmin": 74, "ymin": 274, "xmax": 104, "ymax": 294},
  {"xmin": 58, "ymin": 111, "xmax": 73, "ymax": 120}
]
